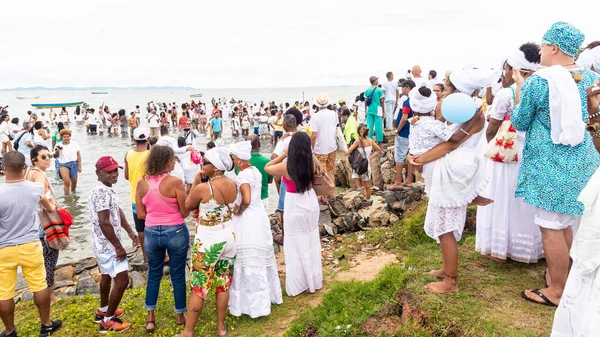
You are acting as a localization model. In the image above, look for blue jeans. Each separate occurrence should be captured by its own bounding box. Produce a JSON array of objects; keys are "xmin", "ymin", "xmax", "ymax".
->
[
  {"xmin": 144, "ymin": 224, "xmax": 189, "ymax": 314},
  {"xmin": 277, "ymin": 178, "xmax": 287, "ymax": 211}
]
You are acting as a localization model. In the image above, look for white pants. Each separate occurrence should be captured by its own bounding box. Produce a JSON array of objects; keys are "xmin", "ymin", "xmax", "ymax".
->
[
  {"xmin": 262, "ymin": 198, "xmax": 270, "ymax": 212},
  {"xmin": 384, "ymin": 101, "xmax": 396, "ymax": 129}
]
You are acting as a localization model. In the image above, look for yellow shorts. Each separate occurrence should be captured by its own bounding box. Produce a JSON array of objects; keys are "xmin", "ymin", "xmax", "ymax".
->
[{"xmin": 0, "ymin": 241, "xmax": 47, "ymax": 300}]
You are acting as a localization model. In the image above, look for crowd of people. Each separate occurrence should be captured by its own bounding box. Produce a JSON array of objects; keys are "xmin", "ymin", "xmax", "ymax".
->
[{"xmin": 1, "ymin": 20, "xmax": 600, "ymax": 337}]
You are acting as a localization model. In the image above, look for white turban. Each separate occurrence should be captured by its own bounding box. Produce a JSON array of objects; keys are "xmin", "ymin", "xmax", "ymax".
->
[
  {"xmin": 576, "ymin": 46, "xmax": 600, "ymax": 73},
  {"xmin": 450, "ymin": 68, "xmax": 499, "ymax": 95},
  {"xmin": 229, "ymin": 140, "xmax": 251, "ymax": 160},
  {"xmin": 507, "ymin": 50, "xmax": 539, "ymax": 72},
  {"xmin": 204, "ymin": 147, "xmax": 233, "ymax": 172},
  {"xmin": 408, "ymin": 87, "xmax": 437, "ymax": 113}
]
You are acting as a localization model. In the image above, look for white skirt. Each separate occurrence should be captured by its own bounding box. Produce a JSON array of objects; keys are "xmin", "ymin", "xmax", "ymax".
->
[
  {"xmin": 427, "ymin": 146, "xmax": 489, "ymax": 208},
  {"xmin": 551, "ymin": 167, "xmax": 600, "ymax": 337},
  {"xmin": 476, "ymin": 159, "xmax": 543, "ymax": 263},
  {"xmin": 424, "ymin": 203, "xmax": 467, "ymax": 243},
  {"xmin": 283, "ymin": 188, "xmax": 323, "ymax": 296},
  {"xmin": 229, "ymin": 199, "xmax": 282, "ymax": 318}
]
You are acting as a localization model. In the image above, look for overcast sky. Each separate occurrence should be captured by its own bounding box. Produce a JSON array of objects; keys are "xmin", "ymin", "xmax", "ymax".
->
[{"xmin": 2, "ymin": 0, "xmax": 598, "ymax": 89}]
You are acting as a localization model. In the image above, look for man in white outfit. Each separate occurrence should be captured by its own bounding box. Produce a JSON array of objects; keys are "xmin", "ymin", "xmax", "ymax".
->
[{"xmin": 382, "ymin": 72, "xmax": 399, "ymax": 131}]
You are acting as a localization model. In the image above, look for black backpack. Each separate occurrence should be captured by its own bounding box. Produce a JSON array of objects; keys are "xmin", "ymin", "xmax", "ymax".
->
[
  {"xmin": 349, "ymin": 139, "xmax": 369, "ymax": 175},
  {"xmin": 365, "ymin": 87, "xmax": 378, "ymax": 106}
]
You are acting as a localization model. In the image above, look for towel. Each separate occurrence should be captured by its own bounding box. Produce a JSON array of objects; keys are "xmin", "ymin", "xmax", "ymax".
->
[{"xmin": 535, "ymin": 65, "xmax": 585, "ymax": 146}]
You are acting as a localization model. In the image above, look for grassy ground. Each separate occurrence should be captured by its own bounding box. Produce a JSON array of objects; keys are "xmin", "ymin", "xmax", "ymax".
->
[{"xmin": 4, "ymin": 202, "xmax": 555, "ymax": 336}]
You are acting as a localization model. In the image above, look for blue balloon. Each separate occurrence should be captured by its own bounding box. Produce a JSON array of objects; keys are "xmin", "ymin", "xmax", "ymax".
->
[{"xmin": 441, "ymin": 93, "xmax": 477, "ymax": 124}]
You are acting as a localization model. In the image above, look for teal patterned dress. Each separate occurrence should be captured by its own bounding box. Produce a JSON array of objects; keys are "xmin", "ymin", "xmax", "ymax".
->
[{"xmin": 511, "ymin": 69, "xmax": 600, "ymax": 216}]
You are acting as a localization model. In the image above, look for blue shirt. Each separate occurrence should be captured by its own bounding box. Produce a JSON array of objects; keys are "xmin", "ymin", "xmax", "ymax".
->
[
  {"xmin": 211, "ymin": 118, "xmax": 222, "ymax": 132},
  {"xmin": 511, "ymin": 69, "xmax": 600, "ymax": 216},
  {"xmin": 396, "ymin": 98, "xmax": 412, "ymax": 138}
]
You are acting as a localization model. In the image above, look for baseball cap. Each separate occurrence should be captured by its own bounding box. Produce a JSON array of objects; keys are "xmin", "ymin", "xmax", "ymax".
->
[
  {"xmin": 369, "ymin": 76, "xmax": 379, "ymax": 84},
  {"xmin": 133, "ymin": 127, "xmax": 149, "ymax": 141},
  {"xmin": 95, "ymin": 156, "xmax": 123, "ymax": 172}
]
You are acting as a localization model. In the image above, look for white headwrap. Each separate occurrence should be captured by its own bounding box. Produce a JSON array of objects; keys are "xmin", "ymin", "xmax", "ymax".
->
[
  {"xmin": 507, "ymin": 50, "xmax": 539, "ymax": 72},
  {"xmin": 229, "ymin": 140, "xmax": 251, "ymax": 160},
  {"xmin": 449, "ymin": 68, "xmax": 498, "ymax": 95},
  {"xmin": 535, "ymin": 65, "xmax": 585, "ymax": 146},
  {"xmin": 408, "ymin": 87, "xmax": 437, "ymax": 113},
  {"xmin": 204, "ymin": 147, "xmax": 233, "ymax": 172},
  {"xmin": 576, "ymin": 46, "xmax": 600, "ymax": 73}
]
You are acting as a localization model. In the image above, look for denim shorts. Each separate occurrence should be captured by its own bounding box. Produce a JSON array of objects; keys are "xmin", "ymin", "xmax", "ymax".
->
[
  {"xmin": 395, "ymin": 136, "xmax": 410, "ymax": 163},
  {"xmin": 56, "ymin": 160, "xmax": 78, "ymax": 180}
]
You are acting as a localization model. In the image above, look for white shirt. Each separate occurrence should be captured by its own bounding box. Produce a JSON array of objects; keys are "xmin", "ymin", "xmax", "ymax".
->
[
  {"xmin": 147, "ymin": 113, "xmax": 159, "ymax": 127},
  {"xmin": 87, "ymin": 114, "xmax": 98, "ymax": 125},
  {"xmin": 55, "ymin": 141, "xmax": 80, "ymax": 163},
  {"xmin": 156, "ymin": 135, "xmax": 187, "ymax": 155},
  {"xmin": 382, "ymin": 80, "xmax": 399, "ymax": 102},
  {"xmin": 309, "ymin": 108, "xmax": 338, "ymax": 155}
]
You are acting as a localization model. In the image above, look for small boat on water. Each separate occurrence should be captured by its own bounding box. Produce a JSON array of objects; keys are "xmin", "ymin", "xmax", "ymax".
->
[
  {"xmin": 189, "ymin": 93, "xmax": 203, "ymax": 98},
  {"xmin": 16, "ymin": 96, "xmax": 40, "ymax": 100},
  {"xmin": 91, "ymin": 92, "xmax": 108, "ymax": 94},
  {"xmin": 31, "ymin": 101, "xmax": 84, "ymax": 109}
]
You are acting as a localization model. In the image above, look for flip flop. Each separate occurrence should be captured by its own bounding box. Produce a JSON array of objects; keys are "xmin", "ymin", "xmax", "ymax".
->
[{"xmin": 520, "ymin": 289, "xmax": 558, "ymax": 307}]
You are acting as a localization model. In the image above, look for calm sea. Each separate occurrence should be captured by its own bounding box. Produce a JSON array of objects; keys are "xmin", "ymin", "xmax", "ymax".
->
[{"xmin": 0, "ymin": 87, "xmax": 364, "ymax": 263}]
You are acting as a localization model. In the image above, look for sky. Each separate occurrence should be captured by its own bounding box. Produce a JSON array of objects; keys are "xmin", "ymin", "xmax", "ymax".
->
[{"xmin": 2, "ymin": 0, "xmax": 598, "ymax": 89}]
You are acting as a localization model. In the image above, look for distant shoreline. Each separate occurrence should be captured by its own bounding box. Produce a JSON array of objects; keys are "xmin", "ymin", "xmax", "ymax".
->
[{"xmin": 0, "ymin": 85, "xmax": 363, "ymax": 91}]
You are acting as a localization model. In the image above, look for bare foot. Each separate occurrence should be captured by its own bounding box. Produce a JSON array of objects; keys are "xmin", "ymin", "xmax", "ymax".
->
[
  {"xmin": 50, "ymin": 295, "xmax": 61, "ymax": 305},
  {"xmin": 387, "ymin": 183, "xmax": 404, "ymax": 190},
  {"xmin": 471, "ymin": 195, "xmax": 494, "ymax": 206},
  {"xmin": 427, "ymin": 269, "xmax": 446, "ymax": 279},
  {"xmin": 544, "ymin": 269, "xmax": 552, "ymax": 288},
  {"xmin": 426, "ymin": 277, "xmax": 459, "ymax": 293},
  {"xmin": 402, "ymin": 181, "xmax": 413, "ymax": 187},
  {"xmin": 177, "ymin": 314, "xmax": 186, "ymax": 326}
]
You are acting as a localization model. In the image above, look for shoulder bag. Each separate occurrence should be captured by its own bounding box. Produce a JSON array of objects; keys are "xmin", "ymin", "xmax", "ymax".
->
[
  {"xmin": 484, "ymin": 87, "xmax": 519, "ymax": 164},
  {"xmin": 349, "ymin": 139, "xmax": 369, "ymax": 175}
]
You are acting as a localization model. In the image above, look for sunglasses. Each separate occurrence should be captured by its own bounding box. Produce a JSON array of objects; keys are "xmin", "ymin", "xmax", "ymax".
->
[{"xmin": 38, "ymin": 155, "xmax": 50, "ymax": 160}]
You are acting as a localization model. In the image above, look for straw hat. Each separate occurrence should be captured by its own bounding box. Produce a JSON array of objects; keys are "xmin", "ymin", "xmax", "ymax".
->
[{"xmin": 315, "ymin": 92, "xmax": 329, "ymax": 107}]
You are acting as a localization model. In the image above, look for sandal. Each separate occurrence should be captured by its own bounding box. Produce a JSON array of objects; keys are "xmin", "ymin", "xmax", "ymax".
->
[
  {"xmin": 520, "ymin": 289, "xmax": 558, "ymax": 307},
  {"xmin": 145, "ymin": 320, "xmax": 156, "ymax": 333},
  {"xmin": 217, "ymin": 322, "xmax": 227, "ymax": 337}
]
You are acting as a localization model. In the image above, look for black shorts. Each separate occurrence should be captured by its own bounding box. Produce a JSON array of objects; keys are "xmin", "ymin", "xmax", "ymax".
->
[
  {"xmin": 133, "ymin": 210, "xmax": 145, "ymax": 233},
  {"xmin": 89, "ymin": 124, "xmax": 97, "ymax": 133}
]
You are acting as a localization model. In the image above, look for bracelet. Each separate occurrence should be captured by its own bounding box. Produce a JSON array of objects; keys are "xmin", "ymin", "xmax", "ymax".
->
[{"xmin": 592, "ymin": 130, "xmax": 600, "ymax": 139}]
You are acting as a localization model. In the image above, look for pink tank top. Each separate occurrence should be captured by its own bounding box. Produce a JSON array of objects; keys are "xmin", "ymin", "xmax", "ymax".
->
[
  {"xmin": 142, "ymin": 174, "xmax": 185, "ymax": 226},
  {"xmin": 282, "ymin": 176, "xmax": 298, "ymax": 193}
]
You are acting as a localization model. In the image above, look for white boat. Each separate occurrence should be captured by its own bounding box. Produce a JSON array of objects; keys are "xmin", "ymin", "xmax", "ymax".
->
[
  {"xmin": 91, "ymin": 92, "xmax": 108, "ymax": 94},
  {"xmin": 189, "ymin": 93, "xmax": 203, "ymax": 98},
  {"xmin": 16, "ymin": 96, "xmax": 40, "ymax": 100}
]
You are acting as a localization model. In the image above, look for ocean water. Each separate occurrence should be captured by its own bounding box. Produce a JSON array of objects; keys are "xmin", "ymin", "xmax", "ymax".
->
[{"xmin": 0, "ymin": 87, "xmax": 363, "ymax": 263}]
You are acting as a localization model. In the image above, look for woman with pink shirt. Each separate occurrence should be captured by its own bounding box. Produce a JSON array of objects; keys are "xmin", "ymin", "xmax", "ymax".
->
[{"xmin": 135, "ymin": 145, "xmax": 189, "ymax": 332}]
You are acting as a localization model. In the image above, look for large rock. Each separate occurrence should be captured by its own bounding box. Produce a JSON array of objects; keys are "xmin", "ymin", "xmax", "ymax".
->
[
  {"xmin": 328, "ymin": 197, "xmax": 346, "ymax": 218},
  {"xmin": 21, "ymin": 290, "xmax": 33, "ymax": 302},
  {"xmin": 318, "ymin": 209, "xmax": 332, "ymax": 227},
  {"xmin": 75, "ymin": 257, "xmax": 98, "ymax": 274},
  {"xmin": 371, "ymin": 157, "xmax": 383, "ymax": 190},
  {"xmin": 381, "ymin": 160, "xmax": 396, "ymax": 185},
  {"xmin": 129, "ymin": 271, "xmax": 145, "ymax": 288},
  {"xmin": 380, "ymin": 190, "xmax": 397, "ymax": 207},
  {"xmin": 54, "ymin": 279, "xmax": 75, "ymax": 289},
  {"xmin": 335, "ymin": 158, "xmax": 353, "ymax": 188},
  {"xmin": 15, "ymin": 273, "xmax": 28, "ymax": 292},
  {"xmin": 55, "ymin": 287, "xmax": 76, "ymax": 298},
  {"xmin": 369, "ymin": 209, "xmax": 391, "ymax": 227},
  {"xmin": 54, "ymin": 265, "xmax": 76, "ymax": 282},
  {"xmin": 76, "ymin": 271, "xmax": 99, "ymax": 295}
]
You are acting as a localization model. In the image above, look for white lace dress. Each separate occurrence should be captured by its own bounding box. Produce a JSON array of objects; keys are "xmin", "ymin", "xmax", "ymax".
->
[
  {"xmin": 423, "ymin": 123, "xmax": 489, "ymax": 242},
  {"xmin": 229, "ymin": 167, "xmax": 283, "ymax": 318},
  {"xmin": 476, "ymin": 88, "xmax": 542, "ymax": 263}
]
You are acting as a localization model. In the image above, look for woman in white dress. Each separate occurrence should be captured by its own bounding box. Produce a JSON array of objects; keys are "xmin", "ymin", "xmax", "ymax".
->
[
  {"xmin": 551, "ymin": 66, "xmax": 600, "ymax": 337},
  {"xmin": 228, "ymin": 141, "xmax": 282, "ymax": 318},
  {"xmin": 476, "ymin": 45, "xmax": 543, "ymax": 264},
  {"xmin": 265, "ymin": 132, "xmax": 323, "ymax": 297}
]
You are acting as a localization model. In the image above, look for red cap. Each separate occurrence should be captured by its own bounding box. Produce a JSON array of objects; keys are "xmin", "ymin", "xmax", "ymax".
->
[{"xmin": 95, "ymin": 156, "xmax": 123, "ymax": 172}]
